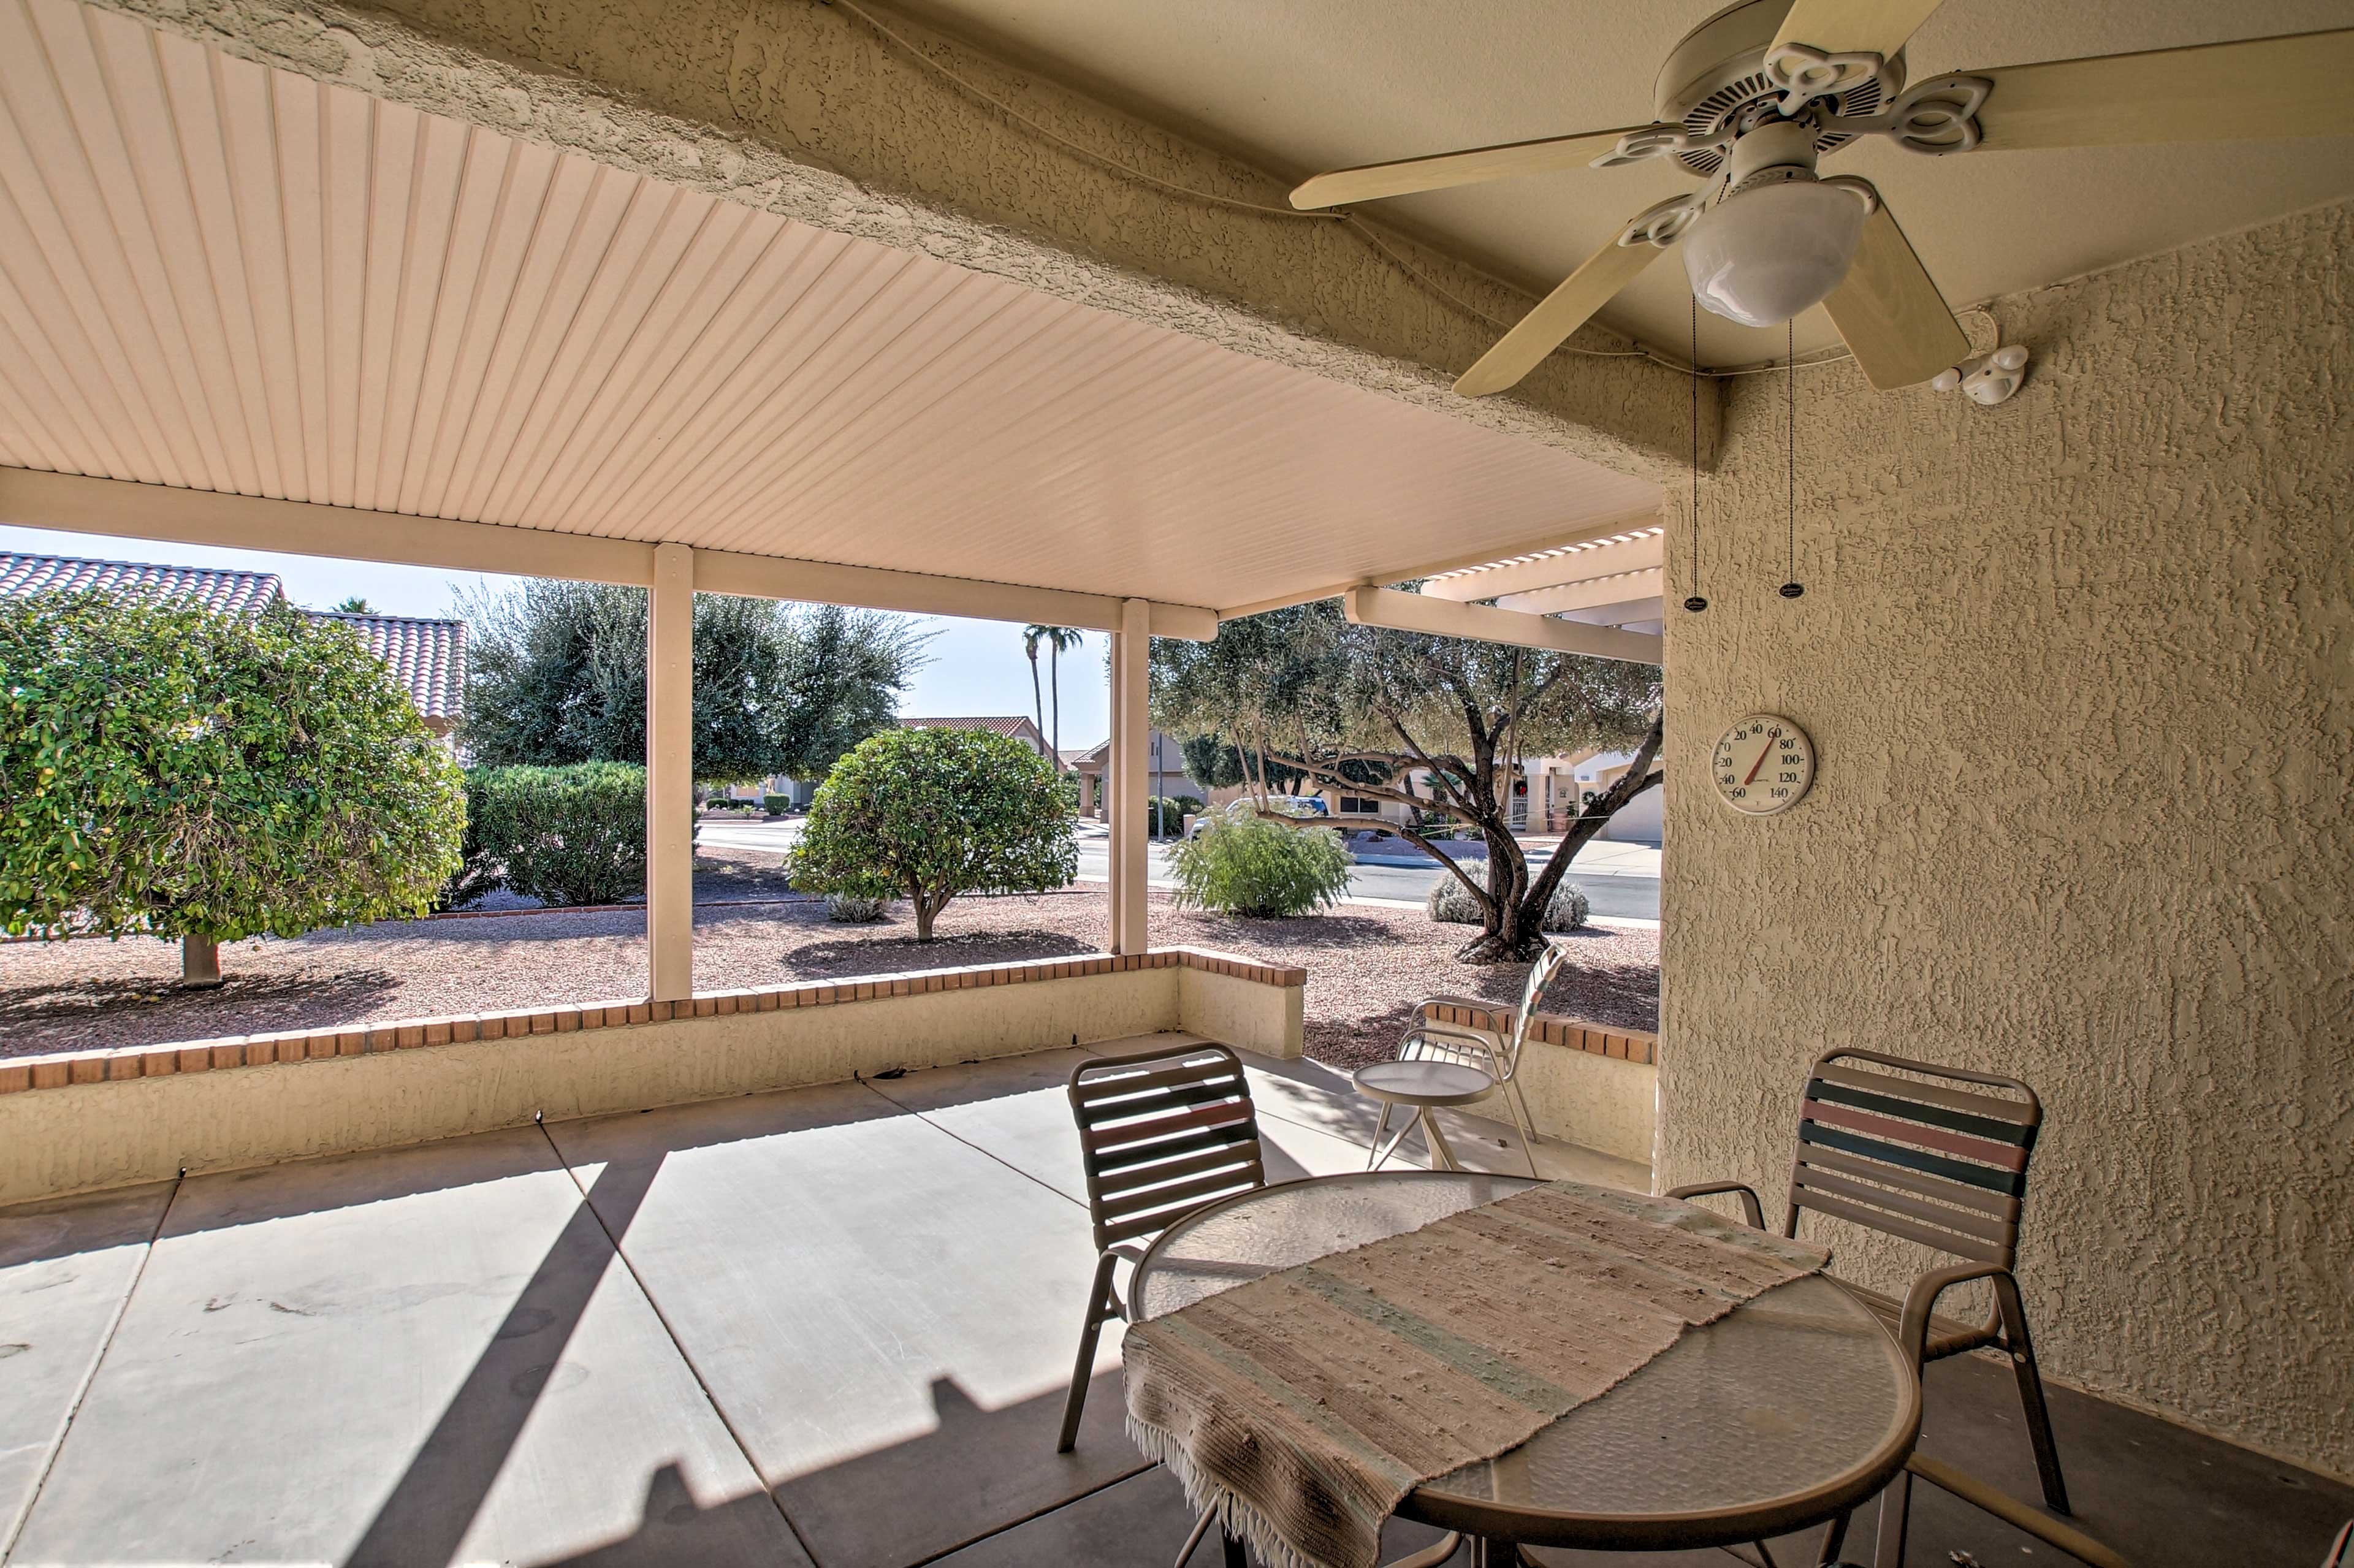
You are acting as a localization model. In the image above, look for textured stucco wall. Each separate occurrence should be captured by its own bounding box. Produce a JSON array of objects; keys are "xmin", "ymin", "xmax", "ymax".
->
[
  {"xmin": 1658, "ymin": 201, "xmax": 2353, "ymax": 1477},
  {"xmin": 1179, "ymin": 965, "xmax": 1305, "ymax": 1059},
  {"xmin": 1512, "ymin": 1045, "xmax": 1656, "ymax": 1168},
  {"xmin": 84, "ymin": 0, "xmax": 1709, "ymax": 480}
]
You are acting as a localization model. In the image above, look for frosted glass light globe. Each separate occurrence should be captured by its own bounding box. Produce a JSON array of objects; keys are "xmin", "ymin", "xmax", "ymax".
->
[{"xmin": 1681, "ymin": 180, "xmax": 1868, "ymax": 328}]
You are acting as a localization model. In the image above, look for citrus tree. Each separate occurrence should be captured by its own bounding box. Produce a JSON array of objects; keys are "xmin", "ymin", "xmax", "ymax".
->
[
  {"xmin": 788, "ymin": 726, "xmax": 1075, "ymax": 940},
  {"xmin": 1, "ymin": 590, "xmax": 463, "ymax": 985}
]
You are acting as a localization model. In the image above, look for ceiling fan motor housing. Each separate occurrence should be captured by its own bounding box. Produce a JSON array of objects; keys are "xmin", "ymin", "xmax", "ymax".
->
[{"xmin": 1656, "ymin": 0, "xmax": 1905, "ymax": 175}]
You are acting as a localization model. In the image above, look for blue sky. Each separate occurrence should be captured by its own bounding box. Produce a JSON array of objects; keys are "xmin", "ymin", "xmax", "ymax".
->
[{"xmin": 0, "ymin": 525, "xmax": 1113, "ymax": 750}]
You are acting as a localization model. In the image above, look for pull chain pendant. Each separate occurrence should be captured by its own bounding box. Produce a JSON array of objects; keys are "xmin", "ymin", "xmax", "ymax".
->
[
  {"xmin": 1683, "ymin": 293, "xmax": 1708, "ymax": 614},
  {"xmin": 1779, "ymin": 316, "xmax": 1804, "ymax": 599}
]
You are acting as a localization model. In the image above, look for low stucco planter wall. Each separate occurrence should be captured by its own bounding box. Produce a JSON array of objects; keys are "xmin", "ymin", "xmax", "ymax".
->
[
  {"xmin": 1419, "ymin": 1000, "xmax": 1659, "ymax": 1167},
  {"xmin": 0, "ymin": 948, "xmax": 1303, "ymax": 1205}
]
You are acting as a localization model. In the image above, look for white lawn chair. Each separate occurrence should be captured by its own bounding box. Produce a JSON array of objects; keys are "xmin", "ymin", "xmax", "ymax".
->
[{"xmin": 1353, "ymin": 940, "xmax": 1569, "ymax": 1176}]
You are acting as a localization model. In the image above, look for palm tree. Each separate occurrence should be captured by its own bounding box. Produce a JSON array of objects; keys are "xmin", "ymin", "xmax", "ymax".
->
[
  {"xmin": 1021, "ymin": 625, "xmax": 1047, "ymax": 761},
  {"xmin": 1040, "ymin": 626, "xmax": 1083, "ymax": 771}
]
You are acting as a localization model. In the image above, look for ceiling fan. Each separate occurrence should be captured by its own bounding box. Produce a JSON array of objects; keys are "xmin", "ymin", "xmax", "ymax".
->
[{"xmin": 1289, "ymin": 0, "xmax": 2354, "ymax": 394}]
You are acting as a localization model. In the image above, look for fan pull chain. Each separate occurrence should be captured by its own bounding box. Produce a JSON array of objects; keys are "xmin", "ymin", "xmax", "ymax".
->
[
  {"xmin": 1682, "ymin": 292, "xmax": 1708, "ymax": 614},
  {"xmin": 1779, "ymin": 317, "xmax": 1804, "ymax": 600}
]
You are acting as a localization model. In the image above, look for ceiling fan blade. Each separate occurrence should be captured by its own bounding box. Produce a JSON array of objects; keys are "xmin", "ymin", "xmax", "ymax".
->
[
  {"xmin": 1454, "ymin": 235, "xmax": 1666, "ymax": 399},
  {"xmin": 1771, "ymin": 0, "xmax": 1946, "ymax": 61},
  {"xmin": 1971, "ymin": 27, "xmax": 2354, "ymax": 151},
  {"xmin": 1290, "ymin": 124, "xmax": 1655, "ymax": 210},
  {"xmin": 1822, "ymin": 202, "xmax": 1969, "ymax": 390}
]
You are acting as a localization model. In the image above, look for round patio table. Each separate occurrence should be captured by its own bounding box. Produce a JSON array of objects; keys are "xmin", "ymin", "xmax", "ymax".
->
[{"xmin": 1129, "ymin": 1171, "xmax": 1919, "ymax": 1560}]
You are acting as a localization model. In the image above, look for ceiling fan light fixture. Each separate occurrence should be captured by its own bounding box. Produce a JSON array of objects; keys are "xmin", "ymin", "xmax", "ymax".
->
[{"xmin": 1681, "ymin": 177, "xmax": 1870, "ymax": 328}]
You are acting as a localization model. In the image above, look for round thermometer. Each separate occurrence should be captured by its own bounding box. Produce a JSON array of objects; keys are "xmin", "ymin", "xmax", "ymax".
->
[{"xmin": 1710, "ymin": 714, "xmax": 1815, "ymax": 815}]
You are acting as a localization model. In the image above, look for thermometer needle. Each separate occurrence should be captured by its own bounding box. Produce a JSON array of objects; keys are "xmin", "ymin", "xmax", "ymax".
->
[{"xmin": 1743, "ymin": 739, "xmax": 1776, "ymax": 786}]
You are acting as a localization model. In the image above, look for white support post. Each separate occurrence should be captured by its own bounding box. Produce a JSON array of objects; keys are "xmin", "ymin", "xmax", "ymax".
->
[
  {"xmin": 1108, "ymin": 598, "xmax": 1152, "ymax": 956},
  {"xmin": 648, "ymin": 544, "xmax": 695, "ymax": 1002}
]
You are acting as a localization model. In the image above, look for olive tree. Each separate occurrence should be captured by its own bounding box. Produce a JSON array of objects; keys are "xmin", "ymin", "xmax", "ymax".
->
[
  {"xmin": 1, "ymin": 590, "xmax": 463, "ymax": 985},
  {"xmin": 1152, "ymin": 598, "xmax": 1660, "ymax": 962},
  {"xmin": 787, "ymin": 726, "xmax": 1076, "ymax": 940}
]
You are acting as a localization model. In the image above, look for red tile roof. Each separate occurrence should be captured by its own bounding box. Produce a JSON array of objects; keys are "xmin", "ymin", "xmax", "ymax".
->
[
  {"xmin": 308, "ymin": 613, "xmax": 467, "ymax": 721},
  {"xmin": 0, "ymin": 551, "xmax": 283, "ymax": 618},
  {"xmin": 1, "ymin": 551, "xmax": 465, "ymax": 722},
  {"xmin": 900, "ymin": 715, "xmax": 1043, "ymax": 740}
]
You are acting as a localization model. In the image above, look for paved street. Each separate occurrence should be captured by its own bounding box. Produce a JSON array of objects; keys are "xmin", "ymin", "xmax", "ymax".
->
[{"xmin": 697, "ymin": 816, "xmax": 1662, "ymax": 921}]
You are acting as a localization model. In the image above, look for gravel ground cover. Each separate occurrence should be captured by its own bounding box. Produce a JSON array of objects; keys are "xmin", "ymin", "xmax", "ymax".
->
[{"xmin": 1, "ymin": 852, "xmax": 1657, "ymax": 1067}]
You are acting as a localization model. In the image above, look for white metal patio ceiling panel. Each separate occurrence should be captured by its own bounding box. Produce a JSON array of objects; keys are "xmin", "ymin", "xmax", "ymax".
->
[{"xmin": 0, "ymin": 0, "xmax": 1659, "ymax": 611}]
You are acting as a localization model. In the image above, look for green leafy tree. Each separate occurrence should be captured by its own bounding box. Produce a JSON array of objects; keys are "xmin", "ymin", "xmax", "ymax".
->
[
  {"xmin": 788, "ymin": 726, "xmax": 1076, "ymax": 940},
  {"xmin": 459, "ymin": 582, "xmax": 928, "ymax": 785},
  {"xmin": 1, "ymin": 590, "xmax": 462, "ymax": 985},
  {"xmin": 1152, "ymin": 597, "xmax": 1660, "ymax": 962}
]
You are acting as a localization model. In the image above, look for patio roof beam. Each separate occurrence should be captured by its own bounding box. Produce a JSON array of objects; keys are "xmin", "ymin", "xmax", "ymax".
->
[
  {"xmin": 1420, "ymin": 527, "xmax": 1667, "ymax": 603},
  {"xmin": 0, "ymin": 469, "xmax": 1218, "ymax": 640},
  {"xmin": 1494, "ymin": 567, "xmax": 1666, "ymax": 615},
  {"xmin": 1343, "ymin": 586, "xmax": 1663, "ymax": 665}
]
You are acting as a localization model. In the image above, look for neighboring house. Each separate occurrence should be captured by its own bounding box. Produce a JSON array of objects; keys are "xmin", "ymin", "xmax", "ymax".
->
[
  {"xmin": 1066, "ymin": 730, "xmax": 1197, "ymax": 820},
  {"xmin": 900, "ymin": 714, "xmax": 1050, "ymax": 758},
  {"xmin": 0, "ymin": 551, "xmax": 467, "ymax": 744}
]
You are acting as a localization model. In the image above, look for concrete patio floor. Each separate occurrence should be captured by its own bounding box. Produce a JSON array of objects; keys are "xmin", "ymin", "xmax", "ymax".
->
[{"xmin": 2, "ymin": 1039, "xmax": 2346, "ymax": 1568}]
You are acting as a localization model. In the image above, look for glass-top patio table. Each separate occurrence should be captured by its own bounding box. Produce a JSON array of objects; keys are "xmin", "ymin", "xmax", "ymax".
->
[{"xmin": 1130, "ymin": 1171, "xmax": 1921, "ymax": 1561}]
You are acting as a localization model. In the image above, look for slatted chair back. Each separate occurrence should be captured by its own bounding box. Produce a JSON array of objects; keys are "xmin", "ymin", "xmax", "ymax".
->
[
  {"xmin": 1783, "ymin": 1047, "xmax": 2041, "ymax": 1279},
  {"xmin": 1493, "ymin": 939, "xmax": 1571, "ymax": 1085},
  {"xmin": 1069, "ymin": 1042, "xmax": 1266, "ymax": 1253}
]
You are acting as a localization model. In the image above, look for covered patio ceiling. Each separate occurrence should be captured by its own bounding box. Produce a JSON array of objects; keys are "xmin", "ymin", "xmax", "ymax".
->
[{"xmin": 0, "ymin": 0, "xmax": 1663, "ymax": 624}]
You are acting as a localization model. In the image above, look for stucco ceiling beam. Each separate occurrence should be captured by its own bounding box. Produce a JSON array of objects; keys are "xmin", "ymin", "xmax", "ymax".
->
[
  {"xmin": 1342, "ymin": 585, "xmax": 1661, "ymax": 665},
  {"xmin": 77, "ymin": 0, "xmax": 1705, "ymax": 481},
  {"xmin": 0, "ymin": 468, "xmax": 1217, "ymax": 639}
]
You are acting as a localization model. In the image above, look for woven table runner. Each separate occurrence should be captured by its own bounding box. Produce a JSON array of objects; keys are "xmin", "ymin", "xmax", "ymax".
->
[{"xmin": 1122, "ymin": 1179, "xmax": 1829, "ymax": 1568}]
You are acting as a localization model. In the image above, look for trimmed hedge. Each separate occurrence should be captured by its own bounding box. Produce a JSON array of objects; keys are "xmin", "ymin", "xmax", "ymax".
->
[{"xmin": 467, "ymin": 761, "xmax": 648, "ymax": 908}]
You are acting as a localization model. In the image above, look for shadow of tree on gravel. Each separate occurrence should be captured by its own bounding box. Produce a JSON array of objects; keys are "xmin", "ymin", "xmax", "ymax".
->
[
  {"xmin": 777, "ymin": 928, "xmax": 1102, "ymax": 980},
  {"xmin": 0, "ymin": 969, "xmax": 402, "ymax": 1058}
]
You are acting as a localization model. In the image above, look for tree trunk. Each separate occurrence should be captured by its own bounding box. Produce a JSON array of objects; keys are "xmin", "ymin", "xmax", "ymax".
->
[
  {"xmin": 1049, "ymin": 643, "xmax": 1062, "ymax": 772},
  {"xmin": 913, "ymin": 893, "xmax": 936, "ymax": 940},
  {"xmin": 1027, "ymin": 651, "xmax": 1045, "ymax": 762},
  {"xmin": 180, "ymin": 934, "xmax": 222, "ymax": 989}
]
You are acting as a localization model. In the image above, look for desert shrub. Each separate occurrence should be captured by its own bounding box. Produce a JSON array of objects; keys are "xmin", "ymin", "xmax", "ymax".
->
[
  {"xmin": 1149, "ymin": 794, "xmax": 1203, "ymax": 835},
  {"xmin": 437, "ymin": 768, "xmax": 501, "ymax": 910},
  {"xmin": 789, "ymin": 726, "xmax": 1076, "ymax": 939},
  {"xmin": 1426, "ymin": 859, "xmax": 1590, "ymax": 931},
  {"xmin": 825, "ymin": 892, "xmax": 888, "ymax": 923},
  {"xmin": 471, "ymin": 761, "xmax": 647, "ymax": 907},
  {"xmin": 2, "ymin": 591, "xmax": 461, "ymax": 977},
  {"xmin": 1167, "ymin": 805, "xmax": 1352, "ymax": 918}
]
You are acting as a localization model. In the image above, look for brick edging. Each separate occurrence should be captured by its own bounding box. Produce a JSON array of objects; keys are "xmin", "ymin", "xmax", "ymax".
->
[
  {"xmin": 0, "ymin": 946, "xmax": 1305, "ymax": 1095},
  {"xmin": 1423, "ymin": 1002, "xmax": 1657, "ymax": 1065}
]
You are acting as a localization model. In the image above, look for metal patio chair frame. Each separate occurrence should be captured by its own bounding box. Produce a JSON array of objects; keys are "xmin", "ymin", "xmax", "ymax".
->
[
  {"xmin": 1056, "ymin": 1040, "xmax": 1271, "ymax": 1567},
  {"xmin": 1358, "ymin": 939, "xmax": 1569, "ymax": 1176},
  {"xmin": 1669, "ymin": 1046, "xmax": 2074, "ymax": 1568}
]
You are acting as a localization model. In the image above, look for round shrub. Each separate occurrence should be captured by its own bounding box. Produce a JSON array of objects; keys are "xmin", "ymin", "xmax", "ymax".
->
[
  {"xmin": 1167, "ymin": 805, "xmax": 1353, "ymax": 918},
  {"xmin": 1149, "ymin": 794, "xmax": 1203, "ymax": 836},
  {"xmin": 471, "ymin": 761, "xmax": 647, "ymax": 907},
  {"xmin": 789, "ymin": 726, "xmax": 1076, "ymax": 940},
  {"xmin": 1425, "ymin": 859, "xmax": 1590, "ymax": 931}
]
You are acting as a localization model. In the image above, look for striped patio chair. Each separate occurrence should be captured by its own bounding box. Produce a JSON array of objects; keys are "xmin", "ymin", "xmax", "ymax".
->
[
  {"xmin": 1669, "ymin": 1047, "xmax": 2066, "ymax": 1568},
  {"xmin": 1054, "ymin": 1040, "xmax": 1267, "ymax": 1456}
]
